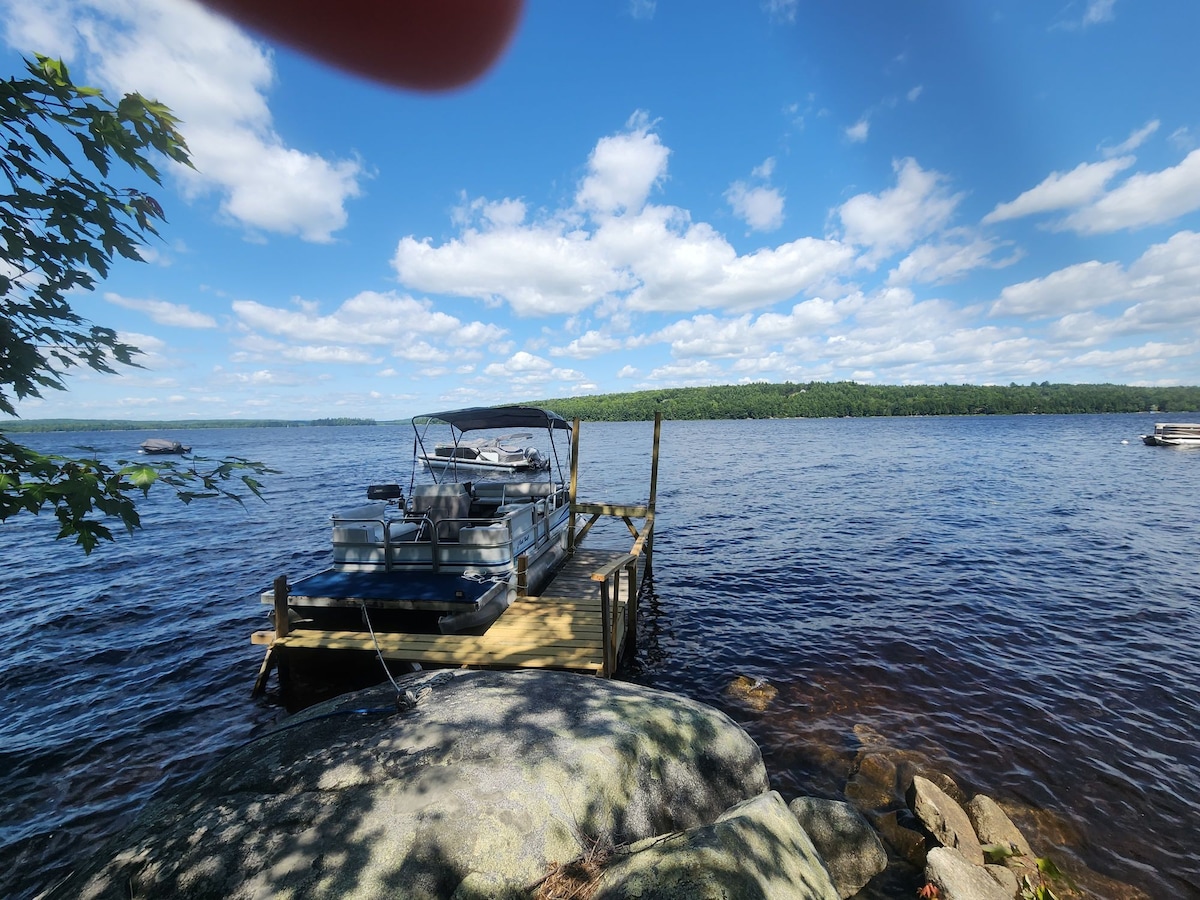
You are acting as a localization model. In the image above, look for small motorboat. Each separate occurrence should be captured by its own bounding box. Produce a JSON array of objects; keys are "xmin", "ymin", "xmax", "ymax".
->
[{"xmin": 139, "ymin": 438, "xmax": 191, "ymax": 455}]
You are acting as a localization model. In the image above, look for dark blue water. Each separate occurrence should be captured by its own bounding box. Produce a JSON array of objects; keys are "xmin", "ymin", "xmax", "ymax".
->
[{"xmin": 1, "ymin": 414, "xmax": 1197, "ymax": 898}]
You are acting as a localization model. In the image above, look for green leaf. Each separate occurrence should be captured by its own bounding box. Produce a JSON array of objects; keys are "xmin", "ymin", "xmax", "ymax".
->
[
  {"xmin": 1035, "ymin": 857, "xmax": 1063, "ymax": 878},
  {"xmin": 121, "ymin": 464, "xmax": 159, "ymax": 491}
]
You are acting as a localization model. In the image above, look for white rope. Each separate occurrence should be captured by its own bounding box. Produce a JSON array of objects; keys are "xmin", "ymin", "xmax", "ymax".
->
[{"xmin": 359, "ymin": 601, "xmax": 403, "ymax": 697}]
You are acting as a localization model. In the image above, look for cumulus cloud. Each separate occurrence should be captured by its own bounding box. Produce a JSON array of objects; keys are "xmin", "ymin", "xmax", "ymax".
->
[
  {"xmin": 549, "ymin": 330, "xmax": 626, "ymax": 359},
  {"xmin": 575, "ymin": 111, "xmax": 669, "ymax": 215},
  {"xmin": 481, "ymin": 351, "xmax": 587, "ymax": 392},
  {"xmin": 726, "ymin": 158, "xmax": 785, "ymax": 232},
  {"xmin": 991, "ymin": 231, "xmax": 1200, "ymax": 327},
  {"xmin": 837, "ymin": 158, "xmax": 963, "ymax": 263},
  {"xmin": 1, "ymin": 0, "xmax": 365, "ymax": 242},
  {"xmin": 394, "ymin": 225, "xmax": 631, "ymax": 317},
  {"xmin": 393, "ymin": 116, "xmax": 853, "ymax": 318}
]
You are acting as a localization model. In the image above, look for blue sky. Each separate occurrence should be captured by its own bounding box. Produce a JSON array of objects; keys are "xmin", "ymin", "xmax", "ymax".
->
[{"xmin": 3, "ymin": 0, "xmax": 1199, "ymax": 422}]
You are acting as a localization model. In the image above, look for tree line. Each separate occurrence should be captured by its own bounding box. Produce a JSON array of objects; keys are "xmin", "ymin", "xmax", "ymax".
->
[
  {"xmin": 531, "ymin": 381, "xmax": 1200, "ymax": 422},
  {"xmin": 1, "ymin": 417, "xmax": 378, "ymax": 433}
]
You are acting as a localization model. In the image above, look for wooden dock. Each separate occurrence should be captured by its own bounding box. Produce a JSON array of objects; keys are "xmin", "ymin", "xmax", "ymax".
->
[
  {"xmin": 250, "ymin": 414, "xmax": 660, "ymax": 698},
  {"xmin": 252, "ymin": 549, "xmax": 640, "ymax": 686}
]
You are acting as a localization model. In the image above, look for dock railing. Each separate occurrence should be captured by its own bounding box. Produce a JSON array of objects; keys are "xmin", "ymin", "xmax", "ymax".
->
[{"xmin": 567, "ymin": 412, "xmax": 660, "ymax": 670}]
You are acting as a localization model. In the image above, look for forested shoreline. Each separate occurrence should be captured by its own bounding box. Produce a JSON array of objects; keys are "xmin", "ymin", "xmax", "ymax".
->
[
  {"xmin": 534, "ymin": 381, "xmax": 1200, "ymax": 421},
  {"xmin": 2, "ymin": 382, "xmax": 1198, "ymax": 432}
]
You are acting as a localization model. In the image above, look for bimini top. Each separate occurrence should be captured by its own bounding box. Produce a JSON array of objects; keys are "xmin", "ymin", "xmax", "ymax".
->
[{"xmin": 413, "ymin": 406, "xmax": 571, "ymax": 433}]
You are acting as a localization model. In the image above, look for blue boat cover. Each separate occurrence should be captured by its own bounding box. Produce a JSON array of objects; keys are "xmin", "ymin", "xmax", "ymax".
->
[{"xmin": 290, "ymin": 569, "xmax": 494, "ymax": 606}]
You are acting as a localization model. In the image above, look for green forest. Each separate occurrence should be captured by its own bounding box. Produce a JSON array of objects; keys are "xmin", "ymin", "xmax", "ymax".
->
[
  {"xmin": 531, "ymin": 381, "xmax": 1200, "ymax": 422},
  {"xmin": 2, "ymin": 383, "xmax": 1198, "ymax": 432}
]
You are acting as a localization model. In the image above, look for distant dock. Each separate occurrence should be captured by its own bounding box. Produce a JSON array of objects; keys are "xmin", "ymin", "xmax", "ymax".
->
[{"xmin": 252, "ymin": 414, "xmax": 660, "ymax": 700}]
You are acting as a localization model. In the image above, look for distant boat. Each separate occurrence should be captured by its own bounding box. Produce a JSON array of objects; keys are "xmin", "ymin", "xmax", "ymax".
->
[
  {"xmin": 1141, "ymin": 423, "xmax": 1200, "ymax": 448},
  {"xmin": 139, "ymin": 438, "xmax": 191, "ymax": 455},
  {"xmin": 418, "ymin": 434, "xmax": 549, "ymax": 473}
]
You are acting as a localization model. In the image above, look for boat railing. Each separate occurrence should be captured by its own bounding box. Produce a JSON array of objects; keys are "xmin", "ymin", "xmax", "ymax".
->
[{"xmin": 331, "ymin": 493, "xmax": 571, "ymax": 573}]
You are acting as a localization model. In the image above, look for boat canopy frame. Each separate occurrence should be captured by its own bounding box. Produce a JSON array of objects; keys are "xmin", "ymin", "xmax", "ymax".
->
[{"xmin": 413, "ymin": 406, "xmax": 571, "ymax": 433}]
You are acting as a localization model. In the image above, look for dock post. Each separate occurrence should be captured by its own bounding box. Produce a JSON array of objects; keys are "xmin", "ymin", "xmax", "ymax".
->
[
  {"xmin": 625, "ymin": 557, "xmax": 638, "ymax": 657},
  {"xmin": 273, "ymin": 575, "xmax": 291, "ymax": 638},
  {"xmin": 599, "ymin": 578, "xmax": 612, "ymax": 677},
  {"xmin": 273, "ymin": 575, "xmax": 292, "ymax": 695},
  {"xmin": 252, "ymin": 576, "xmax": 290, "ymax": 699},
  {"xmin": 568, "ymin": 417, "xmax": 581, "ymax": 553},
  {"xmin": 646, "ymin": 411, "xmax": 661, "ymax": 578}
]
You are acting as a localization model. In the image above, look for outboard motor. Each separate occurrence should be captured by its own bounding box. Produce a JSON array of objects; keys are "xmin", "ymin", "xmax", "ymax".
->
[{"xmin": 367, "ymin": 483, "xmax": 404, "ymax": 505}]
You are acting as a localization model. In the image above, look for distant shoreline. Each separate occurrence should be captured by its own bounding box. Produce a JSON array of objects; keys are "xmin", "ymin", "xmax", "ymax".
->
[{"xmin": 0, "ymin": 417, "xmax": 392, "ymax": 434}]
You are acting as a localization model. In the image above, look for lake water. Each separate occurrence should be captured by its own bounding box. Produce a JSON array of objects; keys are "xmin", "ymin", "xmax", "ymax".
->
[{"xmin": 1, "ymin": 414, "xmax": 1197, "ymax": 898}]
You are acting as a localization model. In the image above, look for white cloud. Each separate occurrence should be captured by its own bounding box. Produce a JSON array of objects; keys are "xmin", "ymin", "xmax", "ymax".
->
[
  {"xmin": 394, "ymin": 117, "xmax": 853, "ymax": 317},
  {"xmin": 1169, "ymin": 127, "xmax": 1196, "ymax": 152},
  {"xmin": 889, "ymin": 234, "xmax": 1021, "ymax": 286},
  {"xmin": 549, "ymin": 330, "xmax": 625, "ymax": 360},
  {"xmin": 762, "ymin": 0, "xmax": 798, "ymax": 24},
  {"xmin": 991, "ymin": 231, "xmax": 1200, "ymax": 326},
  {"xmin": 481, "ymin": 351, "xmax": 587, "ymax": 391},
  {"xmin": 1082, "ymin": 0, "xmax": 1116, "ymax": 26},
  {"xmin": 983, "ymin": 157, "xmax": 1134, "ymax": 223},
  {"xmin": 394, "ymin": 224, "xmax": 631, "ymax": 317},
  {"xmin": 230, "ymin": 290, "xmax": 506, "ymax": 367},
  {"xmin": 105, "ymin": 292, "xmax": 218, "ymax": 328},
  {"xmin": 1, "ymin": 0, "xmax": 365, "ymax": 243},
  {"xmin": 845, "ymin": 118, "xmax": 870, "ymax": 143},
  {"xmin": 1059, "ymin": 149, "xmax": 1200, "ymax": 234},
  {"xmin": 1101, "ymin": 119, "xmax": 1159, "ymax": 158},
  {"xmin": 575, "ymin": 111, "xmax": 669, "ymax": 215},
  {"xmin": 992, "ymin": 260, "xmax": 1129, "ymax": 318},
  {"xmin": 726, "ymin": 158, "xmax": 785, "ymax": 232},
  {"xmin": 726, "ymin": 183, "xmax": 785, "ymax": 231},
  {"xmin": 837, "ymin": 158, "xmax": 963, "ymax": 263},
  {"xmin": 629, "ymin": 0, "xmax": 656, "ymax": 20},
  {"xmin": 649, "ymin": 298, "xmax": 844, "ymax": 359}
]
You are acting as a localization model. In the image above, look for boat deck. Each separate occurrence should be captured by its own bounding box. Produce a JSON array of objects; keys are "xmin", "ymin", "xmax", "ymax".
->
[{"xmin": 251, "ymin": 549, "xmax": 640, "ymax": 691}]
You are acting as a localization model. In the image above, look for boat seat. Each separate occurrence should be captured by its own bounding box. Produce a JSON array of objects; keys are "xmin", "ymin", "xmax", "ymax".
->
[
  {"xmin": 331, "ymin": 501, "xmax": 387, "ymax": 523},
  {"xmin": 388, "ymin": 521, "xmax": 421, "ymax": 542},
  {"xmin": 458, "ymin": 523, "xmax": 508, "ymax": 546},
  {"xmin": 411, "ymin": 483, "xmax": 472, "ymax": 540}
]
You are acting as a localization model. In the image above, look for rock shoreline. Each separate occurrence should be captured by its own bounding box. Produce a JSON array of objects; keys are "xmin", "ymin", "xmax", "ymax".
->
[{"xmin": 49, "ymin": 669, "xmax": 1143, "ymax": 899}]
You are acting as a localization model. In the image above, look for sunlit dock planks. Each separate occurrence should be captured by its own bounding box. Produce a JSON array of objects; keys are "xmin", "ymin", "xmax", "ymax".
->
[{"xmin": 251, "ymin": 549, "xmax": 639, "ymax": 686}]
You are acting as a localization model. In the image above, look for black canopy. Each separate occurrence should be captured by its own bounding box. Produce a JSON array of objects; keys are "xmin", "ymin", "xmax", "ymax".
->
[{"xmin": 413, "ymin": 406, "xmax": 571, "ymax": 433}]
